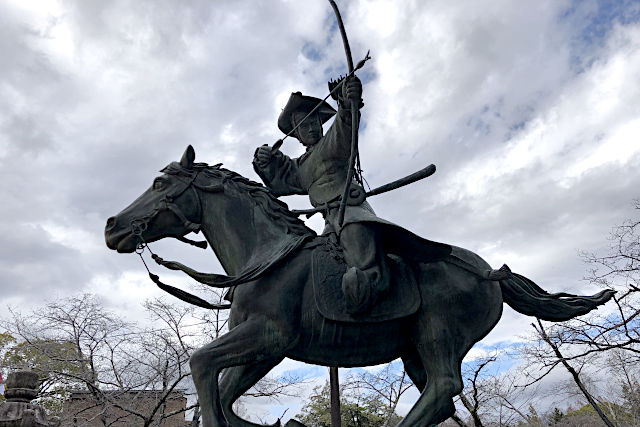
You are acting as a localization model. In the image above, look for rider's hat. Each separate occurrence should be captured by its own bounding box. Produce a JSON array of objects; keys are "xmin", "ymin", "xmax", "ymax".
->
[{"xmin": 278, "ymin": 92, "xmax": 337, "ymax": 135}]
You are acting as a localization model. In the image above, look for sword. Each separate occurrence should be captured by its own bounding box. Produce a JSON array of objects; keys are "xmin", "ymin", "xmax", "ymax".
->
[
  {"xmin": 291, "ymin": 164, "xmax": 436, "ymax": 217},
  {"xmin": 366, "ymin": 163, "xmax": 436, "ymax": 197}
]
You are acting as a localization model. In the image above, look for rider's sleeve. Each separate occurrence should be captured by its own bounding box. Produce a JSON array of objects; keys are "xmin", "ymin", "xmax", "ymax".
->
[
  {"xmin": 252, "ymin": 148, "xmax": 306, "ymax": 196},
  {"xmin": 324, "ymin": 100, "xmax": 360, "ymax": 158}
]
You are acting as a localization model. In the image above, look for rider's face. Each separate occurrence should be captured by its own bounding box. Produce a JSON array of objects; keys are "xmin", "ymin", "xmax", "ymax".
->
[{"xmin": 293, "ymin": 112, "xmax": 323, "ymax": 146}]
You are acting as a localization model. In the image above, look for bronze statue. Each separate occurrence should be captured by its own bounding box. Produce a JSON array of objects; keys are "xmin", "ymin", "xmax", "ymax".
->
[
  {"xmin": 104, "ymin": 2, "xmax": 615, "ymax": 426},
  {"xmin": 105, "ymin": 146, "xmax": 614, "ymax": 427}
]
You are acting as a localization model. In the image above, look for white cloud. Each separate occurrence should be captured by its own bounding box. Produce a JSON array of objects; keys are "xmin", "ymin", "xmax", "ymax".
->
[{"xmin": 38, "ymin": 221, "xmax": 102, "ymax": 253}]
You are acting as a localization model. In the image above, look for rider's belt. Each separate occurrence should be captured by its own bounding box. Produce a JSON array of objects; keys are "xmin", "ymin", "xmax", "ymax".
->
[{"xmin": 313, "ymin": 184, "xmax": 366, "ymax": 211}]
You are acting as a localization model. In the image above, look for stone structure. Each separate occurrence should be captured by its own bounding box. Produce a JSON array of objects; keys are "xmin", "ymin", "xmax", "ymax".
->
[{"xmin": 0, "ymin": 370, "xmax": 60, "ymax": 427}]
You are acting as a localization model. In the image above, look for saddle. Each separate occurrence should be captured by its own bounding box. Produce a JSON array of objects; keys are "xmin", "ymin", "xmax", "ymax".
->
[{"xmin": 311, "ymin": 241, "xmax": 420, "ymax": 323}]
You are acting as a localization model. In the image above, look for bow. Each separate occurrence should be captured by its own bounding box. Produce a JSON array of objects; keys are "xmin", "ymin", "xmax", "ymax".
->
[
  {"xmin": 270, "ymin": 51, "xmax": 370, "ymax": 153},
  {"xmin": 328, "ymin": 0, "xmax": 361, "ymax": 226},
  {"xmin": 270, "ymin": 0, "xmax": 368, "ymax": 226}
]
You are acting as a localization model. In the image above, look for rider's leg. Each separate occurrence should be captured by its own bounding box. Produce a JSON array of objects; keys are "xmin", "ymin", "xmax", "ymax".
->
[{"xmin": 339, "ymin": 222, "xmax": 389, "ymax": 313}]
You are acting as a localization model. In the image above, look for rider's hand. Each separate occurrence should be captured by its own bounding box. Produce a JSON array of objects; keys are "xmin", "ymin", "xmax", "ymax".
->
[
  {"xmin": 255, "ymin": 145, "xmax": 273, "ymax": 168},
  {"xmin": 342, "ymin": 76, "xmax": 362, "ymax": 105}
]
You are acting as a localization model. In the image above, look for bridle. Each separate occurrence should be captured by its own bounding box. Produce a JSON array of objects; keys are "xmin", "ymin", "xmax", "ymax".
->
[
  {"xmin": 131, "ymin": 170, "xmax": 204, "ymax": 246},
  {"xmin": 131, "ymin": 168, "xmax": 205, "ymax": 281},
  {"xmin": 129, "ymin": 169, "xmax": 231, "ymax": 310}
]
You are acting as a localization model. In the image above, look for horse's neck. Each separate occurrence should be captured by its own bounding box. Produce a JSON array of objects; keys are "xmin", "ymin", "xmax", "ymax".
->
[{"xmin": 198, "ymin": 190, "xmax": 285, "ymax": 276}]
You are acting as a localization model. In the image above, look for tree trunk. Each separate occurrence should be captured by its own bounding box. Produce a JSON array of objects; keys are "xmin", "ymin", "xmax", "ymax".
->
[
  {"xmin": 535, "ymin": 319, "xmax": 617, "ymax": 427},
  {"xmin": 191, "ymin": 404, "xmax": 200, "ymax": 427}
]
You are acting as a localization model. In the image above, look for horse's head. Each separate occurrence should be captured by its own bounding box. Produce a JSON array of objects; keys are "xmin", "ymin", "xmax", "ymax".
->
[{"xmin": 105, "ymin": 146, "xmax": 209, "ymax": 253}]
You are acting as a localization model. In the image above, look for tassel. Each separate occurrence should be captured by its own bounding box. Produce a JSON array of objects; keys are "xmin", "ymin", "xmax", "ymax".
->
[{"xmin": 148, "ymin": 273, "xmax": 230, "ymax": 310}]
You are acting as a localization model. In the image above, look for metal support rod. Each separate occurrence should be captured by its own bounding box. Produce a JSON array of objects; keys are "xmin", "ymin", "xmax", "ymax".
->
[{"xmin": 330, "ymin": 366, "xmax": 341, "ymax": 427}]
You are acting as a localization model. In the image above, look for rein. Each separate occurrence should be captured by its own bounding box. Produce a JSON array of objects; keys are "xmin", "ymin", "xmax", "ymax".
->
[{"xmin": 131, "ymin": 170, "xmax": 231, "ymax": 310}]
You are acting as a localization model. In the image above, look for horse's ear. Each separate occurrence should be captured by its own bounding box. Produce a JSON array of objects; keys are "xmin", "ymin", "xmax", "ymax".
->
[{"xmin": 180, "ymin": 145, "xmax": 195, "ymax": 169}]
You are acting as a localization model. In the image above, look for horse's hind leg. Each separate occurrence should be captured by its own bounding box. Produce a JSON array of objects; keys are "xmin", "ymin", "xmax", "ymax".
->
[
  {"xmin": 398, "ymin": 340, "xmax": 463, "ymax": 426},
  {"xmin": 399, "ymin": 312, "xmax": 465, "ymax": 427},
  {"xmin": 219, "ymin": 358, "xmax": 284, "ymax": 427},
  {"xmin": 401, "ymin": 348, "xmax": 427, "ymax": 392}
]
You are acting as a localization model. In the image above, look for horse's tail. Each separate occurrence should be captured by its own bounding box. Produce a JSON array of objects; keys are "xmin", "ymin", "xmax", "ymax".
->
[{"xmin": 497, "ymin": 265, "xmax": 616, "ymax": 321}]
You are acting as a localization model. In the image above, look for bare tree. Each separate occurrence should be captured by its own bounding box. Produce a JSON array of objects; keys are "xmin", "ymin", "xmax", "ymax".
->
[
  {"xmin": 599, "ymin": 349, "xmax": 640, "ymax": 426},
  {"xmin": 448, "ymin": 352, "xmax": 544, "ymax": 427},
  {"xmin": 530, "ymin": 319, "xmax": 616, "ymax": 427},
  {"xmin": 343, "ymin": 362, "xmax": 413, "ymax": 427},
  {"xmin": 3, "ymin": 291, "xmax": 309, "ymax": 426},
  {"xmin": 456, "ymin": 356, "xmax": 496, "ymax": 427},
  {"xmin": 514, "ymin": 202, "xmax": 640, "ymax": 427},
  {"xmin": 569, "ymin": 200, "xmax": 640, "ymax": 358},
  {"xmin": 3, "ymin": 294, "xmax": 199, "ymax": 426}
]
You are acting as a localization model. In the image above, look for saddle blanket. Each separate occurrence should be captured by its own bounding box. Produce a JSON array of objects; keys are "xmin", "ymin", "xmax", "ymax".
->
[{"xmin": 311, "ymin": 244, "xmax": 420, "ymax": 323}]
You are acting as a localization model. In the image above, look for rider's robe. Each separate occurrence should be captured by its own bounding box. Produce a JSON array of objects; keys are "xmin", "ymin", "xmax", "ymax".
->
[{"xmin": 253, "ymin": 106, "xmax": 451, "ymax": 264}]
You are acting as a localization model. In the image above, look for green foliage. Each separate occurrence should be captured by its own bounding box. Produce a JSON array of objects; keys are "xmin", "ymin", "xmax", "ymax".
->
[
  {"xmin": 3, "ymin": 339, "xmax": 87, "ymax": 378},
  {"xmin": 0, "ymin": 332, "xmax": 16, "ymax": 350},
  {"xmin": 621, "ymin": 381, "xmax": 640, "ymax": 420},
  {"xmin": 564, "ymin": 401, "xmax": 633, "ymax": 425},
  {"xmin": 295, "ymin": 383, "xmax": 336, "ymax": 427},
  {"xmin": 516, "ymin": 405, "xmax": 543, "ymax": 427},
  {"xmin": 296, "ymin": 382, "xmax": 402, "ymax": 427},
  {"xmin": 547, "ymin": 407, "xmax": 563, "ymax": 426}
]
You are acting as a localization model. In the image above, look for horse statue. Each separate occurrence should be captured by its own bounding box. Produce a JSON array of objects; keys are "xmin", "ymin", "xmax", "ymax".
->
[{"xmin": 105, "ymin": 146, "xmax": 614, "ymax": 427}]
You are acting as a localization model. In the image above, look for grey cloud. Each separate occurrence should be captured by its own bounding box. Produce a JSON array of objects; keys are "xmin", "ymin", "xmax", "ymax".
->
[
  {"xmin": 1, "ymin": 0, "xmax": 638, "ymax": 374},
  {"xmin": 0, "ymin": 223, "xmax": 91, "ymax": 297}
]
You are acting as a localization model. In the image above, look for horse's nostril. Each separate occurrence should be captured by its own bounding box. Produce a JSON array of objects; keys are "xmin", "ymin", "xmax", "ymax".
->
[{"xmin": 106, "ymin": 216, "xmax": 116, "ymax": 231}]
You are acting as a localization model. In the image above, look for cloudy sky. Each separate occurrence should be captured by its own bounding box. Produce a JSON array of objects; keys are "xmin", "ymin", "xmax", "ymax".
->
[{"xmin": 1, "ymin": 0, "xmax": 639, "ymax": 422}]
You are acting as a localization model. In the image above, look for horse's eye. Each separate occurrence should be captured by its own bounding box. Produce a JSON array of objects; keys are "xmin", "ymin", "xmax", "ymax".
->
[{"xmin": 153, "ymin": 178, "xmax": 166, "ymax": 191}]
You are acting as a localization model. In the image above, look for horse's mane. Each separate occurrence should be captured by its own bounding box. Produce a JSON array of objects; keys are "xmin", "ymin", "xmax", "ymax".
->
[{"xmin": 163, "ymin": 161, "xmax": 315, "ymax": 238}]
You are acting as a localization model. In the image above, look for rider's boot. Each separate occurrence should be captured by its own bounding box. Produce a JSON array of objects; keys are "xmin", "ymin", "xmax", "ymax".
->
[
  {"xmin": 341, "ymin": 261, "xmax": 390, "ymax": 314},
  {"xmin": 339, "ymin": 222, "xmax": 390, "ymax": 314}
]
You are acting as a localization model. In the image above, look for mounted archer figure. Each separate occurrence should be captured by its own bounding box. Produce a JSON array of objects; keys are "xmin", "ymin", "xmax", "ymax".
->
[
  {"xmin": 252, "ymin": 1, "xmax": 450, "ymax": 315},
  {"xmin": 253, "ymin": 76, "xmax": 390, "ymax": 313}
]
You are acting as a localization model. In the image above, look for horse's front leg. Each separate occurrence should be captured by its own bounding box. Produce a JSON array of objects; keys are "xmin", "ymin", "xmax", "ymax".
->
[
  {"xmin": 190, "ymin": 317, "xmax": 296, "ymax": 427},
  {"xmin": 219, "ymin": 358, "xmax": 284, "ymax": 427}
]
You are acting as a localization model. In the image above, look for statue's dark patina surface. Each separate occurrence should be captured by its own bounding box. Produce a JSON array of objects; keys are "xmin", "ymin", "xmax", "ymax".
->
[
  {"xmin": 104, "ymin": 2, "xmax": 615, "ymax": 426},
  {"xmin": 105, "ymin": 146, "xmax": 614, "ymax": 427}
]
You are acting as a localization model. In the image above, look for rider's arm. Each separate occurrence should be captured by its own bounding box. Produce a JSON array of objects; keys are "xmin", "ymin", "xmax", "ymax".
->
[
  {"xmin": 253, "ymin": 146, "xmax": 306, "ymax": 196},
  {"xmin": 325, "ymin": 76, "xmax": 362, "ymax": 157}
]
